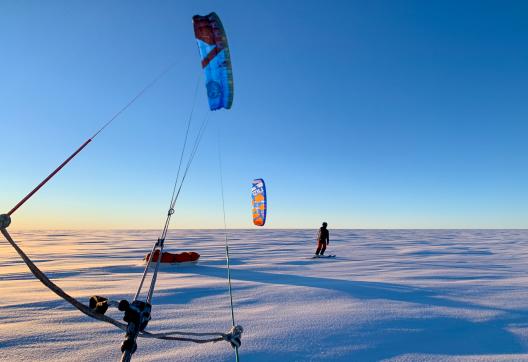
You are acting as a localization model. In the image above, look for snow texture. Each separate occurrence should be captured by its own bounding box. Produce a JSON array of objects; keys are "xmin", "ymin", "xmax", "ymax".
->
[{"xmin": 1, "ymin": 229, "xmax": 528, "ymax": 361}]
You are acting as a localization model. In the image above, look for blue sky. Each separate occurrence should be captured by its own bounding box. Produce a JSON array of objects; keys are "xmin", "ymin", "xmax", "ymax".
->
[{"xmin": 1, "ymin": 0, "xmax": 527, "ymax": 229}]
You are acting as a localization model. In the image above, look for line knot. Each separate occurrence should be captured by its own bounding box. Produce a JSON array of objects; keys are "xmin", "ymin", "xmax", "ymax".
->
[{"xmin": 223, "ymin": 325, "xmax": 243, "ymax": 349}]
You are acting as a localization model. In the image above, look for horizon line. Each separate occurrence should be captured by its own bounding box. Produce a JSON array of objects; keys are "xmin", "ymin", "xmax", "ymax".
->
[{"xmin": 7, "ymin": 228, "xmax": 528, "ymax": 231}]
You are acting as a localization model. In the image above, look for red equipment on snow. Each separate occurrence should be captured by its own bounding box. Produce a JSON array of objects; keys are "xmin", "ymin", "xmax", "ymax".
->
[{"xmin": 145, "ymin": 250, "xmax": 200, "ymax": 263}]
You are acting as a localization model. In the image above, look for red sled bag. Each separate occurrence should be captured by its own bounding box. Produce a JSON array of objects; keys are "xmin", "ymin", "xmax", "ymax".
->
[{"xmin": 145, "ymin": 251, "xmax": 200, "ymax": 263}]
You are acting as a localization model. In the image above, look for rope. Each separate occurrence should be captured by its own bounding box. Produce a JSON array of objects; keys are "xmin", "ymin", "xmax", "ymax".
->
[
  {"xmin": 91, "ymin": 61, "xmax": 179, "ymax": 140},
  {"xmin": 144, "ymin": 113, "xmax": 210, "ymax": 304},
  {"xmin": 146, "ymin": 239, "xmax": 165, "ymax": 305},
  {"xmin": 133, "ymin": 76, "xmax": 201, "ymax": 303},
  {"xmin": 7, "ymin": 61, "xmax": 178, "ymax": 218},
  {"xmin": 167, "ymin": 77, "xmax": 201, "ymax": 209},
  {"xmin": 133, "ymin": 238, "xmax": 161, "ymax": 302},
  {"xmin": 0, "ymin": 228, "xmax": 241, "ymax": 345},
  {"xmin": 135, "ymin": 101, "xmax": 210, "ymax": 304},
  {"xmin": 1, "ymin": 62, "xmax": 244, "ymax": 357},
  {"xmin": 217, "ymin": 127, "xmax": 241, "ymax": 361},
  {"xmin": 169, "ymin": 114, "xmax": 210, "ymax": 213}
]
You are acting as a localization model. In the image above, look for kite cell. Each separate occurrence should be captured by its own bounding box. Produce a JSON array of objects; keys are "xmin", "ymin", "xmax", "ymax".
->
[
  {"xmin": 251, "ymin": 179, "xmax": 267, "ymax": 226},
  {"xmin": 193, "ymin": 12, "xmax": 234, "ymax": 111}
]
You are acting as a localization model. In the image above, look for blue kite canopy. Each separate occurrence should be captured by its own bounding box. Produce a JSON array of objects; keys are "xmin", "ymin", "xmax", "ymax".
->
[{"xmin": 192, "ymin": 12, "xmax": 234, "ymax": 111}]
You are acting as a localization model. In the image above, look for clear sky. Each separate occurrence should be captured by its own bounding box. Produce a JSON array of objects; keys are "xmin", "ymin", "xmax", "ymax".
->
[{"xmin": 1, "ymin": 0, "xmax": 527, "ymax": 229}]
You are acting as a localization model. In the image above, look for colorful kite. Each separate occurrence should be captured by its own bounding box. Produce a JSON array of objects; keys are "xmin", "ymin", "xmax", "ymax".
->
[
  {"xmin": 193, "ymin": 12, "xmax": 234, "ymax": 111},
  {"xmin": 251, "ymin": 178, "xmax": 267, "ymax": 226}
]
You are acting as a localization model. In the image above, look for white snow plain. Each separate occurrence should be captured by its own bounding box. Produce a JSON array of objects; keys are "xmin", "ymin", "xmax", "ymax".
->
[{"xmin": 1, "ymin": 229, "xmax": 528, "ymax": 362}]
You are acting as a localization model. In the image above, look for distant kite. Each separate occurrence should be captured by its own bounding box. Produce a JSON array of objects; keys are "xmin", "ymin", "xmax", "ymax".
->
[
  {"xmin": 251, "ymin": 179, "xmax": 267, "ymax": 226},
  {"xmin": 193, "ymin": 12, "xmax": 234, "ymax": 110}
]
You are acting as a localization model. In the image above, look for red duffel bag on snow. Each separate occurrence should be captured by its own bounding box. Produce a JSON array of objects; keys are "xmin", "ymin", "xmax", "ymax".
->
[{"xmin": 145, "ymin": 250, "xmax": 200, "ymax": 263}]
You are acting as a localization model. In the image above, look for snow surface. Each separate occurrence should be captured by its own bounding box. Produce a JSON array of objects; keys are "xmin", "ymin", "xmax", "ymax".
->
[{"xmin": 2, "ymin": 229, "xmax": 528, "ymax": 361}]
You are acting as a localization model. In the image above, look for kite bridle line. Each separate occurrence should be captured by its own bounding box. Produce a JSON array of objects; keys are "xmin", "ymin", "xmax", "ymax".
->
[
  {"xmin": 132, "ymin": 76, "xmax": 201, "ymax": 304},
  {"xmin": 0, "ymin": 64, "xmax": 243, "ymax": 361},
  {"xmin": 123, "ymin": 103, "xmax": 210, "ymax": 362},
  {"xmin": 6, "ymin": 61, "xmax": 178, "ymax": 219},
  {"xmin": 217, "ymin": 124, "xmax": 240, "ymax": 362}
]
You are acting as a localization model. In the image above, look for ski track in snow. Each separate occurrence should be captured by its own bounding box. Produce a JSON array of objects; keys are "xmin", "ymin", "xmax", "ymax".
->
[{"xmin": 1, "ymin": 229, "xmax": 528, "ymax": 362}]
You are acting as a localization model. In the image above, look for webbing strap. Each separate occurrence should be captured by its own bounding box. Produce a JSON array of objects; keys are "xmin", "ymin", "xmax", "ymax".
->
[{"xmin": 1, "ymin": 228, "xmax": 127, "ymax": 329}]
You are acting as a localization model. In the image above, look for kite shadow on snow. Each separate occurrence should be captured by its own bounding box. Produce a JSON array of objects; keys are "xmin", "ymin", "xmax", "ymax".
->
[{"xmin": 191, "ymin": 265, "xmax": 528, "ymax": 360}]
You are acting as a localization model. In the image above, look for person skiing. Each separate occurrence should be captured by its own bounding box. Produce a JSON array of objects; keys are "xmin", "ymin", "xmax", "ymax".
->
[{"xmin": 314, "ymin": 222, "xmax": 329, "ymax": 257}]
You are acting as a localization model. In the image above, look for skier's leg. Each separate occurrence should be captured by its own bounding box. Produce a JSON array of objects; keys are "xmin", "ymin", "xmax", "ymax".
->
[
  {"xmin": 315, "ymin": 241, "xmax": 322, "ymax": 255},
  {"xmin": 320, "ymin": 242, "xmax": 326, "ymax": 255}
]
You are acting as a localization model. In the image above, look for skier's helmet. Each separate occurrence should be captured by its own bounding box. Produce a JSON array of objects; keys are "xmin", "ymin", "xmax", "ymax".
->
[{"xmin": 322, "ymin": 222, "xmax": 328, "ymax": 227}]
